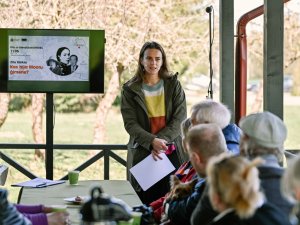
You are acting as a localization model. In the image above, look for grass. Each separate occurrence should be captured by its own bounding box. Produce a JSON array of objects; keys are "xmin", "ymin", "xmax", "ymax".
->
[
  {"xmin": 284, "ymin": 105, "xmax": 300, "ymax": 149},
  {"xmin": 0, "ymin": 107, "xmax": 129, "ymax": 203},
  {"xmin": 1, "ymin": 103, "xmax": 300, "ymax": 203}
]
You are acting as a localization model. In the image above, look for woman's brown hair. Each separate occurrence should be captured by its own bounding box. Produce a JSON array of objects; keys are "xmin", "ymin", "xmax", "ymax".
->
[{"xmin": 131, "ymin": 41, "xmax": 172, "ymax": 83}]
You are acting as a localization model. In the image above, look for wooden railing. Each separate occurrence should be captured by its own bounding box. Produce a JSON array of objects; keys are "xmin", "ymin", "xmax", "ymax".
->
[{"xmin": 0, "ymin": 144, "xmax": 127, "ymax": 180}]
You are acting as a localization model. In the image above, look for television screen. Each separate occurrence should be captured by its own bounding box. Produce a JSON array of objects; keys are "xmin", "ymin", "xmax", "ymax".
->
[{"xmin": 0, "ymin": 29, "xmax": 105, "ymax": 93}]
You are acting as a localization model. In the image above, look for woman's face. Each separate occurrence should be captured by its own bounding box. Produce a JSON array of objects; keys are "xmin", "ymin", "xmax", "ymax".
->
[
  {"xmin": 141, "ymin": 48, "xmax": 163, "ymax": 77},
  {"xmin": 59, "ymin": 49, "xmax": 70, "ymax": 64}
]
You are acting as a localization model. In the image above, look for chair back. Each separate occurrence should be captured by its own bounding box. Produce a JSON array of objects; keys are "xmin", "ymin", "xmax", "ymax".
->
[{"xmin": 0, "ymin": 164, "xmax": 8, "ymax": 185}]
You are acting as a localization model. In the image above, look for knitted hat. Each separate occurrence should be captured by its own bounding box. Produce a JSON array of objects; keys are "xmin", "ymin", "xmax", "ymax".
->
[{"xmin": 239, "ymin": 111, "xmax": 287, "ymax": 149}]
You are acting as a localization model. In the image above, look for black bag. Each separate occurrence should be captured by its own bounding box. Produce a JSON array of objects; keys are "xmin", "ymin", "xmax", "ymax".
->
[{"xmin": 80, "ymin": 186, "xmax": 132, "ymax": 223}]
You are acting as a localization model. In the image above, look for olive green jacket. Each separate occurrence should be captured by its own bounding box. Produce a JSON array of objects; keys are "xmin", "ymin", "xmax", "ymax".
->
[{"xmin": 120, "ymin": 75, "xmax": 187, "ymax": 191}]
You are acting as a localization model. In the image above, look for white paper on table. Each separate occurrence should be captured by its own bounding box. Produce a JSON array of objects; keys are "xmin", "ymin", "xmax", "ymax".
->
[
  {"xmin": 12, "ymin": 177, "xmax": 65, "ymax": 188},
  {"xmin": 129, "ymin": 153, "xmax": 175, "ymax": 191}
]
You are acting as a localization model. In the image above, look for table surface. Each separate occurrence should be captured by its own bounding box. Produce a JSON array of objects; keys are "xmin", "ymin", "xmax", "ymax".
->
[{"xmin": 19, "ymin": 180, "xmax": 142, "ymax": 224}]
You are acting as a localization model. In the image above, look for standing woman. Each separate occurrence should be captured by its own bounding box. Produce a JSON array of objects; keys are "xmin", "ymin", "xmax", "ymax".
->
[{"xmin": 121, "ymin": 41, "xmax": 187, "ymax": 204}]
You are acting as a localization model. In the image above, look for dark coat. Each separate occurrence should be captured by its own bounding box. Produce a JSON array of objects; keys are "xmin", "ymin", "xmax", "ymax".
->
[
  {"xmin": 52, "ymin": 63, "xmax": 71, "ymax": 76},
  {"xmin": 190, "ymin": 186, "xmax": 214, "ymax": 225},
  {"xmin": 208, "ymin": 202, "xmax": 291, "ymax": 225},
  {"xmin": 259, "ymin": 166, "xmax": 293, "ymax": 216},
  {"xmin": 191, "ymin": 165, "xmax": 293, "ymax": 225},
  {"xmin": 121, "ymin": 75, "xmax": 187, "ymax": 191},
  {"xmin": 168, "ymin": 178, "xmax": 206, "ymax": 225},
  {"xmin": 68, "ymin": 64, "xmax": 78, "ymax": 73}
]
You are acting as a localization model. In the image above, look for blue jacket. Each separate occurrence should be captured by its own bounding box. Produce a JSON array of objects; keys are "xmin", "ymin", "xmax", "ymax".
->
[
  {"xmin": 167, "ymin": 178, "xmax": 206, "ymax": 225},
  {"xmin": 222, "ymin": 123, "xmax": 241, "ymax": 155}
]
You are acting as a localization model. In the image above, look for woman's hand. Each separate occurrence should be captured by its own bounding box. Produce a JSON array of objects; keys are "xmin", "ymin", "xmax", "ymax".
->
[
  {"xmin": 47, "ymin": 212, "xmax": 70, "ymax": 225},
  {"xmin": 151, "ymin": 138, "xmax": 168, "ymax": 160}
]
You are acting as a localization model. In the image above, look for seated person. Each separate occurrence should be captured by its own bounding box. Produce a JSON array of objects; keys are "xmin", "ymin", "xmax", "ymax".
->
[
  {"xmin": 16, "ymin": 204, "xmax": 69, "ymax": 225},
  {"xmin": 206, "ymin": 153, "xmax": 291, "ymax": 225},
  {"xmin": 162, "ymin": 100, "xmax": 240, "ymax": 225},
  {"xmin": 190, "ymin": 99, "xmax": 241, "ymax": 155},
  {"xmin": 191, "ymin": 111, "xmax": 293, "ymax": 225},
  {"xmin": 0, "ymin": 188, "xmax": 69, "ymax": 225},
  {"xmin": 281, "ymin": 154, "xmax": 300, "ymax": 224},
  {"xmin": 150, "ymin": 100, "xmax": 241, "ymax": 223},
  {"xmin": 0, "ymin": 188, "xmax": 31, "ymax": 225},
  {"xmin": 150, "ymin": 118, "xmax": 196, "ymax": 222},
  {"xmin": 165, "ymin": 123, "xmax": 228, "ymax": 225}
]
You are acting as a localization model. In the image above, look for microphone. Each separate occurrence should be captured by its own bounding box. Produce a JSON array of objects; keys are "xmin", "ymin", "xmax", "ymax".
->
[{"xmin": 206, "ymin": 6, "xmax": 213, "ymax": 13}]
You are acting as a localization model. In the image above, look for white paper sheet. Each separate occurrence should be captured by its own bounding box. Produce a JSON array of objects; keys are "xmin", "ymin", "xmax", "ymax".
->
[
  {"xmin": 12, "ymin": 177, "xmax": 65, "ymax": 188},
  {"xmin": 129, "ymin": 153, "xmax": 175, "ymax": 191}
]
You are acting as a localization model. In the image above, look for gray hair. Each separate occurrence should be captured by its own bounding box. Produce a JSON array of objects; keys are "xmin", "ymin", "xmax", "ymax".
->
[
  {"xmin": 190, "ymin": 100, "xmax": 231, "ymax": 129},
  {"xmin": 181, "ymin": 117, "xmax": 191, "ymax": 138}
]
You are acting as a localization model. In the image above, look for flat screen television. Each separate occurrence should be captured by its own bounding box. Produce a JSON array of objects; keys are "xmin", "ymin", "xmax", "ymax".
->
[{"xmin": 0, "ymin": 28, "xmax": 105, "ymax": 93}]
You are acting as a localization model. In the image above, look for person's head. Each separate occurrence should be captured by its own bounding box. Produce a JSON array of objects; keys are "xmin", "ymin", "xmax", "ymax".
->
[
  {"xmin": 49, "ymin": 61, "xmax": 57, "ymax": 70},
  {"xmin": 207, "ymin": 153, "xmax": 264, "ymax": 219},
  {"xmin": 281, "ymin": 155, "xmax": 300, "ymax": 203},
  {"xmin": 56, "ymin": 47, "xmax": 70, "ymax": 64},
  {"xmin": 46, "ymin": 57, "xmax": 58, "ymax": 71},
  {"xmin": 181, "ymin": 117, "xmax": 192, "ymax": 153},
  {"xmin": 70, "ymin": 55, "xmax": 78, "ymax": 66},
  {"xmin": 185, "ymin": 123, "xmax": 227, "ymax": 177},
  {"xmin": 190, "ymin": 100, "xmax": 231, "ymax": 129},
  {"xmin": 239, "ymin": 111, "xmax": 287, "ymax": 163},
  {"xmin": 133, "ymin": 41, "xmax": 170, "ymax": 82}
]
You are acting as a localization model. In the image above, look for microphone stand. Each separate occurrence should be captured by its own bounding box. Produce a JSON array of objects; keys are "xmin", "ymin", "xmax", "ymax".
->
[{"xmin": 206, "ymin": 6, "xmax": 213, "ymax": 99}]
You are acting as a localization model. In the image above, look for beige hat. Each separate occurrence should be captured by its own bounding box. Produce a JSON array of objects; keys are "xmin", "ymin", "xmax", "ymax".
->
[{"xmin": 239, "ymin": 111, "xmax": 287, "ymax": 149}]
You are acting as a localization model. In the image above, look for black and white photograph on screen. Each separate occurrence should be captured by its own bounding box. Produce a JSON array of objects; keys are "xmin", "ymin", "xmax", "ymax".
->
[
  {"xmin": 8, "ymin": 36, "xmax": 89, "ymax": 81},
  {"xmin": 47, "ymin": 47, "xmax": 79, "ymax": 76}
]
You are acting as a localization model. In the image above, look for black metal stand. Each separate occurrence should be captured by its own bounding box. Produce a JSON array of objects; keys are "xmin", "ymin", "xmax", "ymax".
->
[
  {"xmin": 206, "ymin": 6, "xmax": 214, "ymax": 99},
  {"xmin": 45, "ymin": 93, "xmax": 53, "ymax": 179}
]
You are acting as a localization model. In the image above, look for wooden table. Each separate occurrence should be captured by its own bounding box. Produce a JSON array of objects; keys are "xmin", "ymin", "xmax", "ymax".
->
[{"xmin": 19, "ymin": 180, "xmax": 142, "ymax": 224}]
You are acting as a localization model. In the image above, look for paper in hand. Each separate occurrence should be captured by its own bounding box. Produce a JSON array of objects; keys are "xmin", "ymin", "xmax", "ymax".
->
[{"xmin": 129, "ymin": 153, "xmax": 175, "ymax": 191}]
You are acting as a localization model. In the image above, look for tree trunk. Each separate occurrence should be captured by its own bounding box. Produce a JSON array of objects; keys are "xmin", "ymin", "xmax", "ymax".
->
[
  {"xmin": 92, "ymin": 63, "xmax": 123, "ymax": 147},
  {"xmin": 0, "ymin": 93, "xmax": 10, "ymax": 127},
  {"xmin": 31, "ymin": 93, "xmax": 45, "ymax": 159}
]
